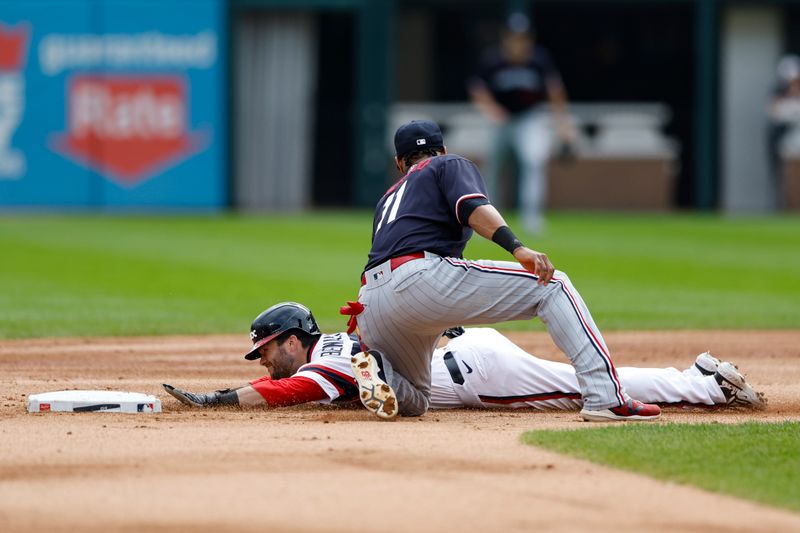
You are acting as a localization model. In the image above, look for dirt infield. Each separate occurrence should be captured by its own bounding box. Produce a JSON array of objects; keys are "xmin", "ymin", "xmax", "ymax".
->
[{"xmin": 1, "ymin": 330, "xmax": 799, "ymax": 532}]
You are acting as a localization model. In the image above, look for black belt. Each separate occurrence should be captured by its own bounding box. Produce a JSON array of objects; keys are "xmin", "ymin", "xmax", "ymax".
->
[{"xmin": 443, "ymin": 351, "xmax": 464, "ymax": 385}]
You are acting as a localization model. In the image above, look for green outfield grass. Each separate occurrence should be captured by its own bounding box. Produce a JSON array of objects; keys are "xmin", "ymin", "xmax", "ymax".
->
[
  {"xmin": 0, "ymin": 212, "xmax": 798, "ymax": 338},
  {"xmin": 522, "ymin": 422, "xmax": 800, "ymax": 512}
]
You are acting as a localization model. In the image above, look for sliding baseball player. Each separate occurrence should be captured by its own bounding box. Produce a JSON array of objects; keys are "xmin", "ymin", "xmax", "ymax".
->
[{"xmin": 163, "ymin": 303, "xmax": 766, "ymax": 413}]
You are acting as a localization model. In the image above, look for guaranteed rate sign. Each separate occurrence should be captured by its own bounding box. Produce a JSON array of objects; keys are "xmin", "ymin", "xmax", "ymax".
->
[
  {"xmin": 0, "ymin": 1, "xmax": 225, "ymax": 208},
  {"xmin": 51, "ymin": 75, "xmax": 208, "ymax": 187}
]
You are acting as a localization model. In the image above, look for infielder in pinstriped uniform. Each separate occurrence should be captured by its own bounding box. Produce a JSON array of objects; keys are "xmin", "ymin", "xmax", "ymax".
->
[
  {"xmin": 161, "ymin": 303, "xmax": 766, "ymax": 412},
  {"xmin": 345, "ymin": 119, "xmax": 661, "ymax": 422}
]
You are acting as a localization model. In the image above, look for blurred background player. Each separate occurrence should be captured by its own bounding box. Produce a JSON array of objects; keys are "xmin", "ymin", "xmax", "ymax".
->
[
  {"xmin": 162, "ymin": 304, "xmax": 766, "ymax": 413},
  {"xmin": 767, "ymin": 54, "xmax": 800, "ymax": 210},
  {"xmin": 468, "ymin": 12, "xmax": 577, "ymax": 234}
]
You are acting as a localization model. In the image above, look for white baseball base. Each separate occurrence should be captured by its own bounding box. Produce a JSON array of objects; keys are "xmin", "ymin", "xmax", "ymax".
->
[{"xmin": 27, "ymin": 390, "xmax": 161, "ymax": 413}]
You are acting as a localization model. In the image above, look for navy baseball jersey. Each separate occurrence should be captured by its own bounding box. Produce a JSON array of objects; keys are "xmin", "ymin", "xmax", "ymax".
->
[
  {"xmin": 366, "ymin": 154, "xmax": 488, "ymax": 270},
  {"xmin": 473, "ymin": 47, "xmax": 561, "ymax": 115}
]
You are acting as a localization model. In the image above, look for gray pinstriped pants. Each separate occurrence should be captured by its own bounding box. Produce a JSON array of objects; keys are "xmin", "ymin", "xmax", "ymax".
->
[{"xmin": 357, "ymin": 253, "xmax": 629, "ymax": 412}]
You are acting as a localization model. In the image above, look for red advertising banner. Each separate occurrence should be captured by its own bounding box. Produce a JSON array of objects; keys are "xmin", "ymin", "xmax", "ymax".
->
[{"xmin": 51, "ymin": 75, "xmax": 207, "ymax": 186}]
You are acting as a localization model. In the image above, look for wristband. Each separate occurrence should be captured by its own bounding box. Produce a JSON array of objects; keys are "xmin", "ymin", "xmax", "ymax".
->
[
  {"xmin": 212, "ymin": 389, "xmax": 240, "ymax": 406},
  {"xmin": 491, "ymin": 226, "xmax": 523, "ymax": 254}
]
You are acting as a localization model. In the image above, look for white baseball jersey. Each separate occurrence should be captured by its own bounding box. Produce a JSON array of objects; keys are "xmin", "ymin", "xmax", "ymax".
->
[
  {"xmin": 249, "ymin": 332, "xmax": 362, "ymax": 406},
  {"xmin": 429, "ymin": 328, "xmax": 725, "ymax": 409}
]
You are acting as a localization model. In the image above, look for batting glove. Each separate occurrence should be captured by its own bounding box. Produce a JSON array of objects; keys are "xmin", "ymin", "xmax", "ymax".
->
[{"xmin": 162, "ymin": 383, "xmax": 239, "ymax": 407}]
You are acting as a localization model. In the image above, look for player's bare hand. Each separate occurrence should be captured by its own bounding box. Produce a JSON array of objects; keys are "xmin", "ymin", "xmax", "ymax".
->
[{"xmin": 513, "ymin": 247, "xmax": 554, "ymax": 285}]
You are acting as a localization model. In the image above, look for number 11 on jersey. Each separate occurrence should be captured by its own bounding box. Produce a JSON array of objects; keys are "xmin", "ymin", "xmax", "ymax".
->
[{"xmin": 375, "ymin": 181, "xmax": 408, "ymax": 235}]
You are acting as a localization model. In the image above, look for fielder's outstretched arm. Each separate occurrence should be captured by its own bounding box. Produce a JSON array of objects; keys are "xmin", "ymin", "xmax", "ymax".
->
[{"xmin": 467, "ymin": 204, "xmax": 554, "ymax": 285}]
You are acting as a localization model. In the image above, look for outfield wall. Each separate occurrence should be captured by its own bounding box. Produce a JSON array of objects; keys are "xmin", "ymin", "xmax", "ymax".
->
[{"xmin": 3, "ymin": 0, "xmax": 800, "ymax": 212}]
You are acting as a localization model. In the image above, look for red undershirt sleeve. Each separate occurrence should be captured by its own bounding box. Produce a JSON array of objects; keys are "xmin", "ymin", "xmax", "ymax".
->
[{"xmin": 249, "ymin": 375, "xmax": 328, "ymax": 407}]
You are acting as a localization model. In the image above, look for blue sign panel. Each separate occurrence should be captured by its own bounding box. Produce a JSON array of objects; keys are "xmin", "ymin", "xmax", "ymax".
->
[{"xmin": 0, "ymin": 0, "xmax": 226, "ymax": 208}]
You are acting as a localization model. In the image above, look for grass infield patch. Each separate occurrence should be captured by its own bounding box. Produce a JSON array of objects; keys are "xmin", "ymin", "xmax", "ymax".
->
[{"xmin": 522, "ymin": 422, "xmax": 800, "ymax": 512}]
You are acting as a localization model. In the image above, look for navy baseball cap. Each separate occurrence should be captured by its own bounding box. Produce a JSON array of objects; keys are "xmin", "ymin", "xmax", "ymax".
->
[{"xmin": 394, "ymin": 120, "xmax": 444, "ymax": 158}]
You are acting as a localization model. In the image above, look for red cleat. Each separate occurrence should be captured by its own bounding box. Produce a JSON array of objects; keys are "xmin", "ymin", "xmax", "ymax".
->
[{"xmin": 580, "ymin": 399, "xmax": 661, "ymax": 422}]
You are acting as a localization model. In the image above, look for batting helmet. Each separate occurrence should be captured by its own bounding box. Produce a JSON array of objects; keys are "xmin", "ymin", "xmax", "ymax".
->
[{"xmin": 244, "ymin": 302, "xmax": 322, "ymax": 360}]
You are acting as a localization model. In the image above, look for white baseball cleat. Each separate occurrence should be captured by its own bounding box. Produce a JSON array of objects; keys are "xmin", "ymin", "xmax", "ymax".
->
[
  {"xmin": 351, "ymin": 350, "xmax": 398, "ymax": 420},
  {"xmin": 714, "ymin": 362, "xmax": 767, "ymax": 410},
  {"xmin": 693, "ymin": 351, "xmax": 721, "ymax": 376}
]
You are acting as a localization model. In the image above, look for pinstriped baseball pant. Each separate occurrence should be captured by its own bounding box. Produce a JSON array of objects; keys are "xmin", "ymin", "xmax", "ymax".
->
[{"xmin": 357, "ymin": 254, "xmax": 629, "ymax": 412}]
